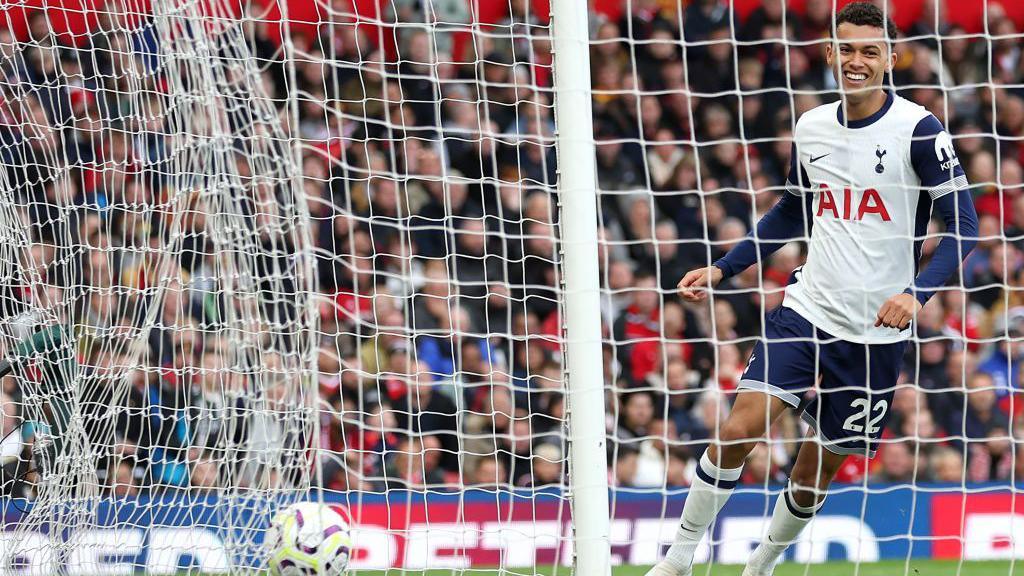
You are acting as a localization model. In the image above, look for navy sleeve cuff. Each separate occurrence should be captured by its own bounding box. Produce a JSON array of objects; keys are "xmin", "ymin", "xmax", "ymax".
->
[
  {"xmin": 903, "ymin": 286, "xmax": 929, "ymax": 306},
  {"xmin": 712, "ymin": 260, "xmax": 735, "ymax": 280}
]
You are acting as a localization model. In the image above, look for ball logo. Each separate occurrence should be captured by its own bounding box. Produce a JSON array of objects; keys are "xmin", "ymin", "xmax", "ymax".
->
[{"xmin": 934, "ymin": 130, "xmax": 960, "ymax": 171}]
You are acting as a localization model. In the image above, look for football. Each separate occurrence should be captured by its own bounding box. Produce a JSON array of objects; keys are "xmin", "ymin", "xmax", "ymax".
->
[{"xmin": 266, "ymin": 502, "xmax": 354, "ymax": 575}]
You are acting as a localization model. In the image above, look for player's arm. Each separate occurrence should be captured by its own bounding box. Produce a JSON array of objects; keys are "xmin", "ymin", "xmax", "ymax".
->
[
  {"xmin": 875, "ymin": 115, "xmax": 978, "ymax": 329},
  {"xmin": 679, "ymin": 143, "xmax": 813, "ymax": 302}
]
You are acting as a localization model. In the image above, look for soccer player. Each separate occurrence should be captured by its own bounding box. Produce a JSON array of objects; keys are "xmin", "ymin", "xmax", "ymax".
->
[{"xmin": 646, "ymin": 3, "xmax": 978, "ymax": 576}]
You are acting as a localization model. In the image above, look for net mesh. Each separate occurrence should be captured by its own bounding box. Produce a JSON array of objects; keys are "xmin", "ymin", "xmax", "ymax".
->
[
  {"xmin": 1, "ymin": 0, "xmax": 1024, "ymax": 573},
  {"xmin": 0, "ymin": 0, "xmax": 317, "ymax": 569}
]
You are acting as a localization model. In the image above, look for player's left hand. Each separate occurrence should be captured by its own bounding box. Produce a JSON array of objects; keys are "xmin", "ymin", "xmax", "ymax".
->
[{"xmin": 874, "ymin": 293, "xmax": 922, "ymax": 330}]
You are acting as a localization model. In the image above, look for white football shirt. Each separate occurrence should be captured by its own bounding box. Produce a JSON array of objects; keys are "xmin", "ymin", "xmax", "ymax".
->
[{"xmin": 782, "ymin": 91, "xmax": 967, "ymax": 344}]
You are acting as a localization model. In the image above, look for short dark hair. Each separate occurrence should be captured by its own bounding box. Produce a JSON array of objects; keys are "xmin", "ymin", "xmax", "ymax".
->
[{"xmin": 835, "ymin": 1, "xmax": 898, "ymax": 43}]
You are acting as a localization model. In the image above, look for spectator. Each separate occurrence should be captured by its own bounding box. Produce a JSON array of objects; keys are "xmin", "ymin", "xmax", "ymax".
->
[
  {"xmin": 914, "ymin": 329, "xmax": 965, "ymax": 424},
  {"xmin": 499, "ymin": 407, "xmax": 538, "ymax": 484},
  {"xmin": 963, "ymin": 213, "xmax": 1002, "ymax": 288},
  {"xmin": 391, "ymin": 361, "xmax": 459, "ymax": 471},
  {"xmin": 719, "ymin": 266, "xmax": 765, "ymax": 337},
  {"xmin": 968, "ymin": 242, "xmax": 1020, "ymax": 309},
  {"xmin": 646, "ymin": 221, "xmax": 690, "ymax": 293},
  {"xmin": 638, "ymin": 25, "xmax": 682, "ymax": 92},
  {"xmin": 614, "ymin": 272, "xmax": 664, "ymax": 385},
  {"xmin": 713, "ymin": 301, "xmax": 739, "ymax": 342},
  {"xmin": 414, "ymin": 303, "xmax": 477, "ymax": 379},
  {"xmin": 633, "ymin": 419, "xmax": 677, "ymax": 488},
  {"xmin": 688, "ymin": 25, "xmax": 736, "ymax": 99},
  {"xmin": 714, "ymin": 217, "xmax": 748, "ymax": 261},
  {"xmin": 518, "ymin": 442, "xmax": 564, "ymax": 487},
  {"xmin": 968, "ymin": 426, "xmax": 1014, "ymax": 482},
  {"xmin": 873, "ymin": 441, "xmax": 920, "ymax": 484},
  {"xmin": 666, "ymin": 449, "xmax": 691, "ymax": 487},
  {"xmin": 953, "ymin": 372, "xmax": 1009, "ymax": 441},
  {"xmin": 929, "ymin": 447, "xmax": 965, "ymax": 483},
  {"xmin": 740, "ymin": 443, "xmax": 787, "ymax": 486},
  {"xmin": 686, "ymin": 389, "xmax": 727, "ymax": 456},
  {"xmin": 618, "ymin": 390, "xmax": 656, "ymax": 444},
  {"xmin": 899, "ymin": 409, "xmax": 948, "ymax": 465},
  {"xmin": 664, "ymin": 359, "xmax": 700, "ymax": 428},
  {"xmin": 468, "ymin": 457, "xmax": 508, "ymax": 487},
  {"xmin": 613, "ymin": 444, "xmax": 640, "ymax": 488},
  {"xmin": 385, "ymin": 436, "xmax": 445, "ymax": 490},
  {"xmin": 978, "ymin": 309, "xmax": 1024, "ymax": 396},
  {"xmin": 595, "ymin": 128, "xmax": 642, "ymax": 192},
  {"xmin": 712, "ymin": 343, "xmax": 744, "ymax": 390},
  {"xmin": 108, "ymin": 458, "xmax": 141, "ymax": 498}
]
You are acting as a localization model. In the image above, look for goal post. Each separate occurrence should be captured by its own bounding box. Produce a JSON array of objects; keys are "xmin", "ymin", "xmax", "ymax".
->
[{"xmin": 550, "ymin": 0, "xmax": 612, "ymax": 574}]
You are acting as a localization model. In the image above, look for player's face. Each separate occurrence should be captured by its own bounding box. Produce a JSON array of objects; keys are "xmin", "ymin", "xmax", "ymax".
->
[{"xmin": 826, "ymin": 23, "xmax": 897, "ymax": 95}]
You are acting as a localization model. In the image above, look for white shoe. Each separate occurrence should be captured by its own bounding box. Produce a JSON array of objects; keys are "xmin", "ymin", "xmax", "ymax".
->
[
  {"xmin": 644, "ymin": 562, "xmax": 691, "ymax": 576},
  {"xmin": 741, "ymin": 565, "xmax": 772, "ymax": 576}
]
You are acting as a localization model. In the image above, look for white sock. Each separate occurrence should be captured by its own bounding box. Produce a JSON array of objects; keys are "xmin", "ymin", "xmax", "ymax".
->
[
  {"xmin": 746, "ymin": 482, "xmax": 825, "ymax": 572},
  {"xmin": 662, "ymin": 451, "xmax": 743, "ymax": 571}
]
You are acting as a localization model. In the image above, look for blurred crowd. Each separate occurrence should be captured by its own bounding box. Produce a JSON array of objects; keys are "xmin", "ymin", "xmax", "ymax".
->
[
  {"xmin": 2, "ymin": 0, "xmax": 1024, "ymax": 498},
  {"xmin": 314, "ymin": 0, "xmax": 1024, "ymax": 492}
]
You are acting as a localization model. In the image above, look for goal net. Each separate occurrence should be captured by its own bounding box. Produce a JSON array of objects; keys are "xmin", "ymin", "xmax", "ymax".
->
[
  {"xmin": 2, "ymin": 0, "xmax": 1022, "ymax": 573},
  {"xmin": 0, "ymin": 0, "xmax": 317, "ymax": 571}
]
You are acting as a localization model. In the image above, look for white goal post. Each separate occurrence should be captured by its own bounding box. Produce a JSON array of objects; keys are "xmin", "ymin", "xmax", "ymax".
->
[{"xmin": 550, "ymin": 0, "xmax": 612, "ymax": 573}]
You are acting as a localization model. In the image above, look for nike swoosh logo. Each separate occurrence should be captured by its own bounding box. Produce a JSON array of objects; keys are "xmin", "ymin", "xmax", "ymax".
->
[
  {"xmin": 680, "ymin": 524, "xmax": 697, "ymax": 533},
  {"xmin": 809, "ymin": 153, "xmax": 830, "ymax": 163}
]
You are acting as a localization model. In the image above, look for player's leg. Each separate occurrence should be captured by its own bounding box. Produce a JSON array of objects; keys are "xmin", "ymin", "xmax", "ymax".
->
[
  {"xmin": 742, "ymin": 436, "xmax": 848, "ymax": 576},
  {"xmin": 743, "ymin": 335, "xmax": 908, "ymax": 576},
  {"xmin": 647, "ymin": 307, "xmax": 816, "ymax": 576},
  {"xmin": 647, "ymin": 392, "xmax": 789, "ymax": 576},
  {"xmin": 707, "ymin": 390, "xmax": 790, "ymax": 469}
]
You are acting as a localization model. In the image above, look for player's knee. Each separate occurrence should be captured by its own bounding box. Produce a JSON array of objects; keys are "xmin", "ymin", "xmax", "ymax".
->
[
  {"xmin": 790, "ymin": 464, "xmax": 818, "ymax": 487},
  {"xmin": 716, "ymin": 419, "xmax": 762, "ymax": 460},
  {"xmin": 789, "ymin": 463, "xmax": 834, "ymax": 495},
  {"xmin": 718, "ymin": 417, "xmax": 763, "ymax": 444}
]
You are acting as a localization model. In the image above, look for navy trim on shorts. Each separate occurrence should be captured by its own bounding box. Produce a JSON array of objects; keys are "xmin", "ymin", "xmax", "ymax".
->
[{"xmin": 737, "ymin": 379, "xmax": 801, "ymax": 408}]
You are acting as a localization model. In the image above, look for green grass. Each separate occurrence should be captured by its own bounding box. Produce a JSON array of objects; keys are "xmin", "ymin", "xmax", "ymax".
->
[{"xmin": 350, "ymin": 561, "xmax": 1024, "ymax": 575}]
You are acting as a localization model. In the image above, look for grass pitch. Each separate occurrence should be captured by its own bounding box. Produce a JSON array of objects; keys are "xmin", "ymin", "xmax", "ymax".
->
[{"xmin": 351, "ymin": 560, "xmax": 1024, "ymax": 575}]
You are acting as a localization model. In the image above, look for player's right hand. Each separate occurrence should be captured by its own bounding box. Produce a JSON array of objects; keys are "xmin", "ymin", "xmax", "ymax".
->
[{"xmin": 677, "ymin": 266, "xmax": 724, "ymax": 302}]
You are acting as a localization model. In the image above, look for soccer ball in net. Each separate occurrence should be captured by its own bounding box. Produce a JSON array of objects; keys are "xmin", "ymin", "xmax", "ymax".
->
[{"xmin": 266, "ymin": 502, "xmax": 354, "ymax": 576}]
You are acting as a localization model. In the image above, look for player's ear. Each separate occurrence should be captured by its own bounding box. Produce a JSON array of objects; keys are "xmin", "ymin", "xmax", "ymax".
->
[
  {"xmin": 888, "ymin": 49, "xmax": 898, "ymax": 73},
  {"xmin": 825, "ymin": 43, "xmax": 833, "ymax": 67}
]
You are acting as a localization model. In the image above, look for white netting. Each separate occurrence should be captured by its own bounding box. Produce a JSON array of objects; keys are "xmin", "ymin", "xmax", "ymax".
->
[
  {"xmin": 0, "ymin": 0, "xmax": 316, "ymax": 570},
  {"xmin": 3, "ymin": 0, "xmax": 1024, "ymax": 573}
]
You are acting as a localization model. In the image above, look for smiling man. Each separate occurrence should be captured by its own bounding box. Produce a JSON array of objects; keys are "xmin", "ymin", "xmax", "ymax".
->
[{"xmin": 646, "ymin": 3, "xmax": 978, "ymax": 576}]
